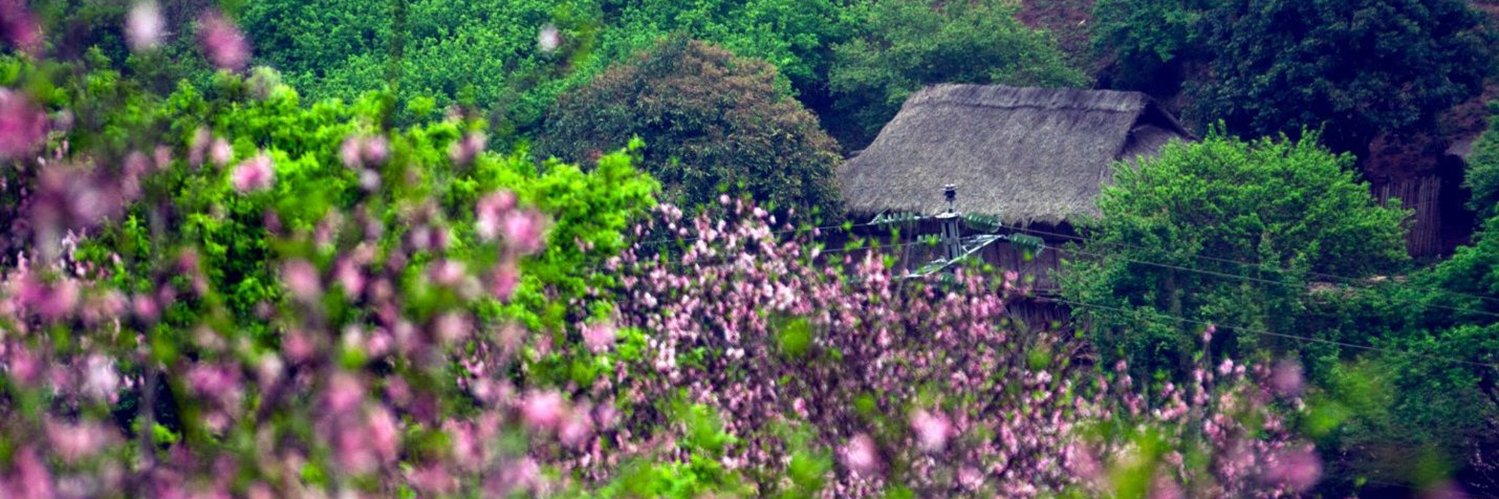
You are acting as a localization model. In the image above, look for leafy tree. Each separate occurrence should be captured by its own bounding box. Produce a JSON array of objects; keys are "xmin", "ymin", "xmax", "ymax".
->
[
  {"xmin": 1190, "ymin": 0, "xmax": 1493, "ymax": 155},
  {"xmin": 1062, "ymin": 131, "xmax": 1409, "ymax": 378},
  {"xmin": 537, "ymin": 37, "xmax": 843, "ymax": 218},
  {"xmin": 597, "ymin": 0, "xmax": 855, "ymax": 100},
  {"xmin": 241, "ymin": 0, "xmax": 590, "ymax": 132},
  {"xmin": 1090, "ymin": 0, "xmax": 1221, "ymax": 91},
  {"xmin": 240, "ymin": 0, "xmax": 857, "ymax": 140},
  {"xmin": 827, "ymin": 0, "xmax": 1085, "ymax": 149},
  {"xmin": 1465, "ymin": 102, "xmax": 1499, "ymax": 221},
  {"xmin": 1296, "ymin": 213, "xmax": 1499, "ymax": 492}
]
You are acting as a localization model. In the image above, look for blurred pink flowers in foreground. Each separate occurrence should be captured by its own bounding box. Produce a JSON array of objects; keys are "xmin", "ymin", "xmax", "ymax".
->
[
  {"xmin": 910, "ymin": 409, "xmax": 954, "ymax": 452},
  {"xmin": 842, "ymin": 434, "xmax": 880, "ymax": 474},
  {"xmin": 0, "ymin": 89, "xmax": 47, "ymax": 159},
  {"xmin": 1265, "ymin": 447, "xmax": 1322, "ymax": 493},
  {"xmin": 198, "ymin": 11, "xmax": 249, "ymax": 71},
  {"xmin": 538, "ymin": 24, "xmax": 561, "ymax": 53},
  {"xmin": 125, "ymin": 1, "xmax": 163, "ymax": 51},
  {"xmin": 231, "ymin": 152, "xmax": 274, "ymax": 192}
]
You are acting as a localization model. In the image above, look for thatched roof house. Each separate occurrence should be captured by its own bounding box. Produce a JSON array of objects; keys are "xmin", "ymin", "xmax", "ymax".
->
[{"xmin": 839, "ymin": 84, "xmax": 1191, "ymax": 226}]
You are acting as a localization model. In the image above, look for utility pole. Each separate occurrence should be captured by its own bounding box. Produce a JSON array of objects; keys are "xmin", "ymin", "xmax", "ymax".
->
[{"xmin": 937, "ymin": 184, "xmax": 962, "ymax": 262}]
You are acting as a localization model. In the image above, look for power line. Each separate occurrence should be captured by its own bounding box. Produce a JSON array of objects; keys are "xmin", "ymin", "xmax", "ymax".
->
[
  {"xmin": 626, "ymin": 218, "xmax": 1499, "ymax": 320},
  {"xmin": 1002, "ymin": 223, "xmax": 1499, "ymax": 308},
  {"xmin": 632, "ymin": 221, "xmax": 883, "ymax": 248},
  {"xmin": 1053, "ymin": 298, "xmax": 1498, "ymax": 369},
  {"xmin": 1046, "ymin": 243, "xmax": 1499, "ymax": 321}
]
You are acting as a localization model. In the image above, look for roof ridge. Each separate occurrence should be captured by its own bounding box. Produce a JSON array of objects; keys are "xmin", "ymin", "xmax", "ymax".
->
[{"xmin": 906, "ymin": 84, "xmax": 1149, "ymax": 113}]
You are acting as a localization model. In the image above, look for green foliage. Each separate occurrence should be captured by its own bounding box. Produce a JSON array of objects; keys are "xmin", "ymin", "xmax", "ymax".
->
[
  {"xmin": 468, "ymin": 142, "xmax": 659, "ymax": 334},
  {"xmin": 241, "ymin": 0, "xmax": 856, "ymax": 141},
  {"xmin": 1339, "ymin": 214, "xmax": 1499, "ymax": 474},
  {"xmin": 538, "ymin": 37, "xmax": 843, "ymax": 217},
  {"xmin": 1062, "ymin": 130, "xmax": 1409, "ymax": 377},
  {"xmin": 595, "ymin": 402, "xmax": 751, "ymax": 498},
  {"xmin": 1465, "ymin": 102, "xmax": 1499, "ymax": 220},
  {"xmin": 40, "ymin": 58, "xmax": 656, "ymax": 375},
  {"xmin": 1190, "ymin": 0, "xmax": 1494, "ymax": 154},
  {"xmin": 1090, "ymin": 0, "xmax": 1219, "ymax": 90},
  {"xmin": 242, "ymin": 0, "xmax": 592, "ymax": 132},
  {"xmin": 827, "ymin": 0, "xmax": 1085, "ymax": 148},
  {"xmin": 597, "ymin": 0, "xmax": 855, "ymax": 99},
  {"xmin": 775, "ymin": 316, "xmax": 815, "ymax": 359}
]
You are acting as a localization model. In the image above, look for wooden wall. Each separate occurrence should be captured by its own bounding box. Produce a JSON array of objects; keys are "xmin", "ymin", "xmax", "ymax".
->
[{"xmin": 1372, "ymin": 175, "xmax": 1446, "ymax": 257}]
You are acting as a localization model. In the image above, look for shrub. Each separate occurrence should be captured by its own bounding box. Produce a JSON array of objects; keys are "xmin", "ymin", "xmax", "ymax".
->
[
  {"xmin": 1062, "ymin": 130, "xmax": 1409, "ymax": 378},
  {"xmin": 1465, "ymin": 103, "xmax": 1499, "ymax": 221},
  {"xmin": 1190, "ymin": 0, "xmax": 1493, "ymax": 155},
  {"xmin": 538, "ymin": 37, "xmax": 844, "ymax": 219}
]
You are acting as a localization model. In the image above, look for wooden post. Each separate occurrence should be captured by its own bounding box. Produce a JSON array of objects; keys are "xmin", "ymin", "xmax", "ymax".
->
[{"xmin": 938, "ymin": 184, "xmax": 962, "ymax": 261}]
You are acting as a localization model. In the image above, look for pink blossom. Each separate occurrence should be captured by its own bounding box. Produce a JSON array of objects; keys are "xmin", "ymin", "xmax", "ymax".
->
[
  {"xmin": 230, "ymin": 152, "xmax": 274, "ymax": 192},
  {"xmin": 449, "ymin": 132, "xmax": 485, "ymax": 165},
  {"xmin": 521, "ymin": 390, "xmax": 564, "ymax": 430},
  {"xmin": 0, "ymin": 89, "xmax": 47, "ymax": 159},
  {"xmin": 18, "ymin": 275, "xmax": 80, "ymax": 320},
  {"xmin": 559, "ymin": 411, "xmax": 593, "ymax": 448},
  {"xmin": 335, "ymin": 424, "xmax": 378, "ymax": 474},
  {"xmin": 1264, "ymin": 447, "xmax": 1321, "ymax": 492},
  {"xmin": 491, "ymin": 458, "xmax": 541, "ymax": 496},
  {"xmin": 334, "ymin": 258, "xmax": 365, "ymax": 299},
  {"xmin": 83, "ymin": 354, "xmax": 121, "ymax": 402},
  {"xmin": 367, "ymin": 407, "xmax": 400, "ymax": 464},
  {"xmin": 209, "ymin": 137, "xmax": 232, "ymax": 166},
  {"xmin": 189, "ymin": 128, "xmax": 211, "ymax": 167},
  {"xmin": 475, "ymin": 191, "xmax": 517, "ymax": 241},
  {"xmin": 433, "ymin": 312, "xmax": 470, "ymax": 344},
  {"xmin": 281, "ymin": 259, "xmax": 321, "ymax": 301},
  {"xmin": 911, "ymin": 409, "xmax": 953, "ymax": 452},
  {"xmin": 0, "ymin": 447, "xmax": 52, "ymax": 499},
  {"xmin": 359, "ymin": 168, "xmax": 381, "ymax": 191},
  {"xmin": 0, "ymin": 3, "xmax": 41, "ymax": 56},
  {"xmin": 582, "ymin": 321, "xmax": 616, "ymax": 353},
  {"xmin": 1150, "ymin": 475, "xmax": 1184, "ymax": 499},
  {"xmin": 340, "ymin": 135, "xmax": 362, "ymax": 167},
  {"xmin": 132, "ymin": 293, "xmax": 159, "ymax": 321},
  {"xmin": 1271, "ymin": 359, "xmax": 1304, "ymax": 397},
  {"xmin": 125, "ymin": 1, "xmax": 163, "ymax": 51},
  {"xmin": 841, "ymin": 434, "xmax": 879, "ymax": 474},
  {"xmin": 490, "ymin": 262, "xmax": 520, "ymax": 301},
  {"xmin": 46, "ymin": 420, "xmax": 116, "ymax": 463},
  {"xmin": 503, "ymin": 209, "xmax": 546, "ymax": 255},
  {"xmin": 341, "ymin": 135, "xmax": 390, "ymax": 167},
  {"xmin": 538, "ymin": 24, "xmax": 561, "ymax": 53},
  {"xmin": 958, "ymin": 466, "xmax": 982, "ymax": 490},
  {"xmin": 362, "ymin": 135, "xmax": 389, "ymax": 165},
  {"xmin": 197, "ymin": 11, "xmax": 249, "ymax": 71},
  {"xmin": 325, "ymin": 373, "xmax": 364, "ymax": 416},
  {"xmin": 7, "ymin": 348, "xmax": 43, "ymax": 388}
]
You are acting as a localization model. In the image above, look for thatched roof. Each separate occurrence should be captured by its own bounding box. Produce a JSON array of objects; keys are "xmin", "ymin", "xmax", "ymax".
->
[{"xmin": 839, "ymin": 84, "xmax": 1191, "ymax": 225}]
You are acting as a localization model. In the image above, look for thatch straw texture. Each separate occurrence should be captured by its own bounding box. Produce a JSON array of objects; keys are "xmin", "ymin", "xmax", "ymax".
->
[{"xmin": 839, "ymin": 84, "xmax": 1190, "ymax": 225}]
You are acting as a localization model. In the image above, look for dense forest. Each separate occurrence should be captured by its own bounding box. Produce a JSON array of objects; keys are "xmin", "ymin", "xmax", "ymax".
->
[{"xmin": 2, "ymin": 0, "xmax": 1499, "ymax": 496}]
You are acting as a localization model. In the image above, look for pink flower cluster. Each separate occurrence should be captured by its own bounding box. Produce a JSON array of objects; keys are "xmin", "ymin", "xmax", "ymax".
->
[
  {"xmin": 590, "ymin": 201, "xmax": 1318, "ymax": 496},
  {"xmin": 0, "ymin": 122, "xmax": 575, "ymax": 496}
]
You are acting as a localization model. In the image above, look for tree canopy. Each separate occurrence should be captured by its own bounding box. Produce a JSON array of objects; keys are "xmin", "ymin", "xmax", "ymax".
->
[
  {"xmin": 537, "ymin": 37, "xmax": 843, "ymax": 218},
  {"xmin": 827, "ymin": 0, "xmax": 1084, "ymax": 149},
  {"xmin": 1190, "ymin": 0, "xmax": 1493, "ymax": 154},
  {"xmin": 1062, "ymin": 131, "xmax": 1409, "ymax": 376}
]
